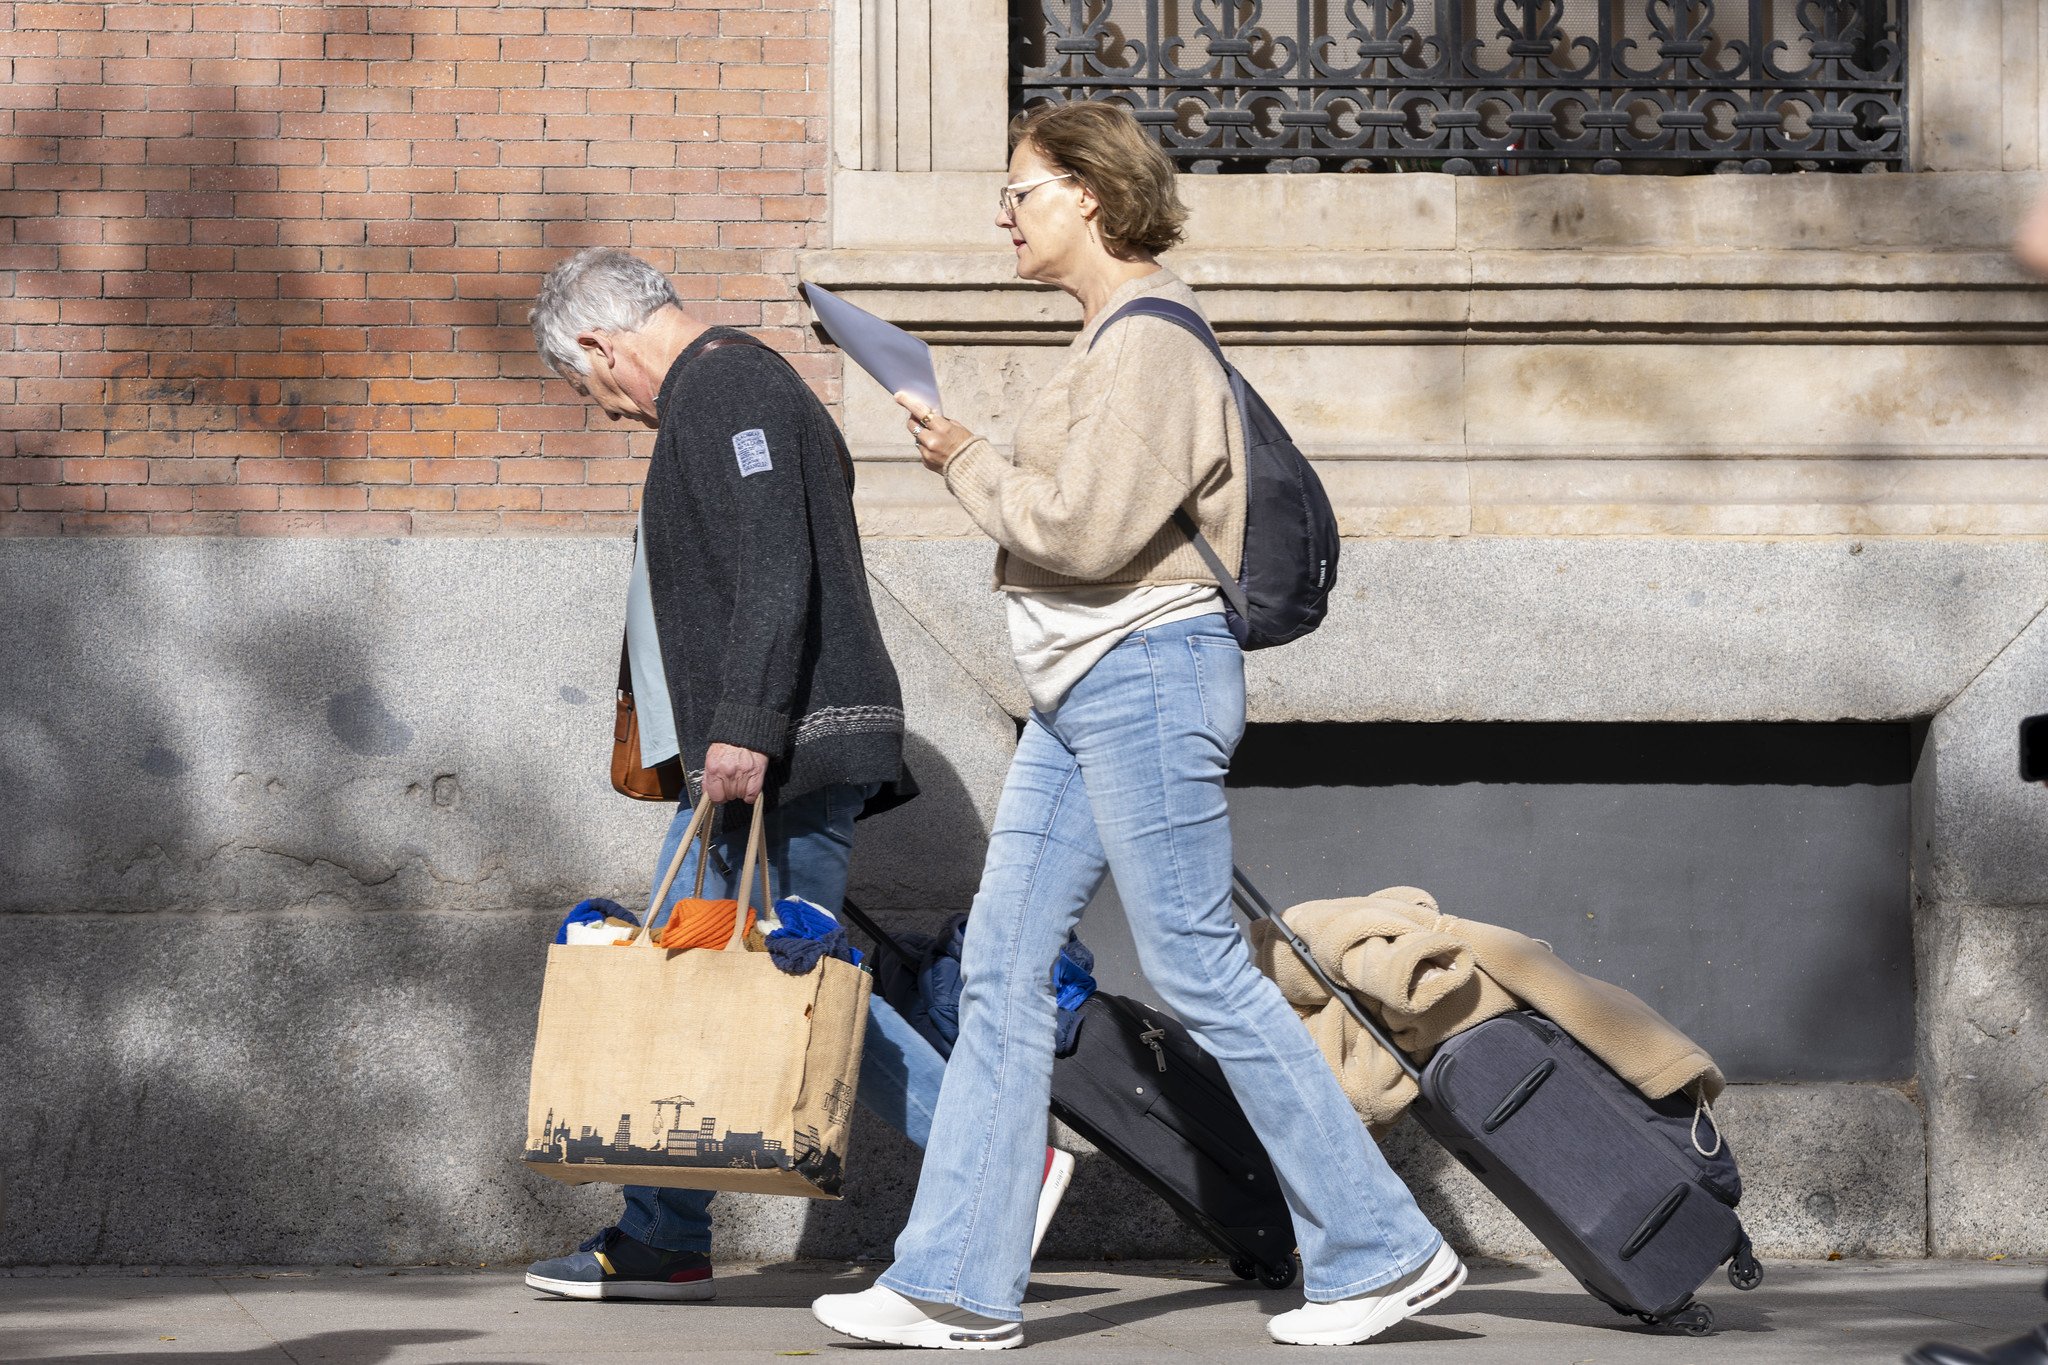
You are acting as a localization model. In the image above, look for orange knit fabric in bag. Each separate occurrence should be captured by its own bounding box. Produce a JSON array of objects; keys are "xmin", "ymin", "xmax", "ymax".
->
[{"xmin": 657, "ymin": 897, "xmax": 756, "ymax": 951}]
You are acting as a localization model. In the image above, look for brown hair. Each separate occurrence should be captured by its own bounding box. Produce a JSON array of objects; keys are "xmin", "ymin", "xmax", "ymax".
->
[{"xmin": 1008, "ymin": 101, "xmax": 1187, "ymax": 257}]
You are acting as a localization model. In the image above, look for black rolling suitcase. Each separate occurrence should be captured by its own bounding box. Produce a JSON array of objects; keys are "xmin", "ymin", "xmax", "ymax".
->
[
  {"xmin": 1049, "ymin": 990, "xmax": 1299, "ymax": 1287},
  {"xmin": 1230, "ymin": 868, "xmax": 1763, "ymax": 1335},
  {"xmin": 838, "ymin": 899, "xmax": 1300, "ymax": 1289}
]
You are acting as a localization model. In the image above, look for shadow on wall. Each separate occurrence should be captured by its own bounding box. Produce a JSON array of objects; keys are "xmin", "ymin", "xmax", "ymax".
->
[
  {"xmin": 0, "ymin": 535, "xmax": 642, "ymax": 1263},
  {"xmin": 0, "ymin": 537, "xmax": 659, "ymax": 916},
  {"xmin": 0, "ymin": 536, "xmax": 1015, "ymax": 1266},
  {"xmin": 1215, "ymin": 720, "xmax": 1920, "ymax": 1083},
  {"xmin": 0, "ymin": 536, "xmax": 638, "ymax": 1268},
  {"xmin": 0, "ymin": 0, "xmax": 697, "ymax": 537},
  {"xmin": 0, "ymin": 900, "xmax": 642, "ymax": 1265},
  {"xmin": 845, "ymin": 733, "xmax": 994, "ymax": 917}
]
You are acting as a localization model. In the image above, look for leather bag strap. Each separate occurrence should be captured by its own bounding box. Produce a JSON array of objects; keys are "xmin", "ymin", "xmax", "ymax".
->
[{"xmin": 618, "ymin": 522, "xmax": 640, "ymax": 695}]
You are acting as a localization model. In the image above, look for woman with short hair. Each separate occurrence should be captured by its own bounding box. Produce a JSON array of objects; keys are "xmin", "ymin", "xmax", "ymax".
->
[{"xmin": 812, "ymin": 101, "xmax": 1460, "ymax": 1351}]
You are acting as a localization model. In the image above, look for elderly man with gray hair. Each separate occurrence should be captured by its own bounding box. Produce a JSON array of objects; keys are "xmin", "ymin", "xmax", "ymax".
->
[{"xmin": 520, "ymin": 249, "xmax": 1073, "ymax": 1303}]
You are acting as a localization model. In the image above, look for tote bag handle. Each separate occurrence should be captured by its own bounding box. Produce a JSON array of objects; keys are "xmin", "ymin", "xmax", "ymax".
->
[{"xmin": 633, "ymin": 793, "xmax": 775, "ymax": 950}]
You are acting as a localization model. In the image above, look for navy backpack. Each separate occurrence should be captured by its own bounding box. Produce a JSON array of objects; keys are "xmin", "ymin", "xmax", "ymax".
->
[{"xmin": 1089, "ymin": 297, "xmax": 1339, "ymax": 650}]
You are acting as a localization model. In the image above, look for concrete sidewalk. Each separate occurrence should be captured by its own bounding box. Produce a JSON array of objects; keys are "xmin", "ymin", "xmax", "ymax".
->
[{"xmin": 3, "ymin": 1258, "xmax": 2044, "ymax": 1364}]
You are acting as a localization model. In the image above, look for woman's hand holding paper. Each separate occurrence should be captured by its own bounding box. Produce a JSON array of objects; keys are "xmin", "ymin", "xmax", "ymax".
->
[{"xmin": 897, "ymin": 393, "xmax": 976, "ymax": 473}]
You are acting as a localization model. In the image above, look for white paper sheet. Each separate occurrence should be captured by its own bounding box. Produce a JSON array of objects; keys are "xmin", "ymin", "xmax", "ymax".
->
[{"xmin": 801, "ymin": 282, "xmax": 943, "ymax": 415}]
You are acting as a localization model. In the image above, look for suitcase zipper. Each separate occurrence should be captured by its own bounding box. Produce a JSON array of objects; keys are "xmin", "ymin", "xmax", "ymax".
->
[
  {"xmin": 1139, "ymin": 1020, "xmax": 1169, "ymax": 1073},
  {"xmin": 1097, "ymin": 996, "xmax": 1236, "ymax": 1107},
  {"xmin": 1103, "ymin": 1006, "xmax": 1268, "ymax": 1188}
]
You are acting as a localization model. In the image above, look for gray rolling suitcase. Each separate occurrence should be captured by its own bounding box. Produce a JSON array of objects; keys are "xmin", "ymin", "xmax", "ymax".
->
[{"xmin": 1231, "ymin": 868, "xmax": 1762, "ymax": 1336}]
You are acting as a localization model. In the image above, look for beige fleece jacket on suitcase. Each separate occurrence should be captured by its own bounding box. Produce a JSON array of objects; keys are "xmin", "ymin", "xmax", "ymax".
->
[{"xmin": 1250, "ymin": 887, "xmax": 1725, "ymax": 1133}]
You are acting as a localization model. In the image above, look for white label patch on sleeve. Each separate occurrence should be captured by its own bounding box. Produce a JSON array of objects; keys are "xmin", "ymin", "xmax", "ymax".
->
[{"xmin": 731, "ymin": 428, "xmax": 773, "ymax": 477}]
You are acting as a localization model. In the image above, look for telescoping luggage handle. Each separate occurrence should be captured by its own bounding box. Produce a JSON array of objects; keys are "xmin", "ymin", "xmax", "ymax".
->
[
  {"xmin": 836, "ymin": 896, "xmax": 911, "ymax": 966},
  {"xmin": 845, "ymin": 873, "xmax": 1421, "ymax": 1084},
  {"xmin": 1229, "ymin": 865, "xmax": 1422, "ymax": 1085}
]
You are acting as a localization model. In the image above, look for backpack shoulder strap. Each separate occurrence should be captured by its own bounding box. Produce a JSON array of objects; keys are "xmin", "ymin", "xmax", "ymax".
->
[
  {"xmin": 1087, "ymin": 296, "xmax": 1226, "ymax": 369},
  {"xmin": 1172, "ymin": 507, "xmax": 1248, "ymax": 618},
  {"xmin": 1085, "ymin": 297, "xmax": 1250, "ymax": 621}
]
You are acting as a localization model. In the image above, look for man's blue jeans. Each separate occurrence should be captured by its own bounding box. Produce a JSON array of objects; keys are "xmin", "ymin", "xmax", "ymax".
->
[
  {"xmin": 617, "ymin": 781, "xmax": 946, "ymax": 1255},
  {"xmin": 877, "ymin": 615, "xmax": 1444, "ymax": 1321}
]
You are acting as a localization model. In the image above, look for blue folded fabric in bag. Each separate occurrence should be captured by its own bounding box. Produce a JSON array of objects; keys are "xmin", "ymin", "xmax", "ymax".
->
[
  {"xmin": 554, "ymin": 897, "xmax": 640, "ymax": 945},
  {"xmin": 764, "ymin": 895, "xmax": 864, "ymax": 976},
  {"xmin": 769, "ymin": 932, "xmax": 846, "ymax": 974}
]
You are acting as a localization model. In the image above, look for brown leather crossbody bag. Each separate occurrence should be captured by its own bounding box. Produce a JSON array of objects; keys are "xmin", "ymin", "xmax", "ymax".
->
[{"xmin": 612, "ymin": 631, "xmax": 685, "ymax": 801}]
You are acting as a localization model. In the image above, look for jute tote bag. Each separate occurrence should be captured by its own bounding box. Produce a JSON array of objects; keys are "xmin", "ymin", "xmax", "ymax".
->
[{"xmin": 522, "ymin": 793, "xmax": 870, "ymax": 1197}]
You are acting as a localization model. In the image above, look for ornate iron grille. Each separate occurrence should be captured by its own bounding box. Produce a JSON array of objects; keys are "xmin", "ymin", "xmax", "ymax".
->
[{"xmin": 1015, "ymin": 1, "xmax": 1907, "ymax": 174}]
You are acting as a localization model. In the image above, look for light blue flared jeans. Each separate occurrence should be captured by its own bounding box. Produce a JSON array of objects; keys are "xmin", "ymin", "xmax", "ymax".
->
[{"xmin": 876, "ymin": 614, "xmax": 1444, "ymax": 1320}]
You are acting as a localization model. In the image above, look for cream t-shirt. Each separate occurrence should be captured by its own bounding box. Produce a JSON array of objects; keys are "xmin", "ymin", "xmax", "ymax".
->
[{"xmin": 1007, "ymin": 583, "xmax": 1223, "ymax": 714}]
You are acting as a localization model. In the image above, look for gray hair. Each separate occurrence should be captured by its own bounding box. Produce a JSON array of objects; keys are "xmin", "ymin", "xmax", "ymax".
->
[{"xmin": 530, "ymin": 248, "xmax": 681, "ymax": 374}]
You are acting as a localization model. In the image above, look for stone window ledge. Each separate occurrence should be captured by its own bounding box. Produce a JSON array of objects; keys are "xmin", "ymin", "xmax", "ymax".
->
[
  {"xmin": 800, "ymin": 247, "xmax": 2048, "ymax": 346},
  {"xmin": 830, "ymin": 170, "xmax": 2047, "ymax": 255},
  {"xmin": 809, "ymin": 170, "xmax": 2048, "ymax": 345}
]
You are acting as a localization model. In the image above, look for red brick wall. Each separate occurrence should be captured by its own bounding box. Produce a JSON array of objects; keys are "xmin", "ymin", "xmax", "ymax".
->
[{"xmin": 0, "ymin": 0, "xmax": 834, "ymax": 535}]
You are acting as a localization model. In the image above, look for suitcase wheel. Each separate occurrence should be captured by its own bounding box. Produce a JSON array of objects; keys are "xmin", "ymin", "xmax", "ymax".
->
[
  {"xmin": 1230, "ymin": 1255, "xmax": 1299, "ymax": 1290},
  {"xmin": 1728, "ymin": 1241, "xmax": 1764, "ymax": 1292},
  {"xmin": 1641, "ymin": 1301, "xmax": 1715, "ymax": 1336}
]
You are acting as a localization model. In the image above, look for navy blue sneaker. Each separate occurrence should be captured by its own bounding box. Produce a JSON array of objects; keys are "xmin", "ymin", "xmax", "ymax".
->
[{"xmin": 524, "ymin": 1226, "xmax": 715, "ymax": 1301}]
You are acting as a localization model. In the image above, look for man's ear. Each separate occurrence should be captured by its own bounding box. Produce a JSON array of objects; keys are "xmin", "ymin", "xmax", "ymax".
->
[{"xmin": 577, "ymin": 330, "xmax": 615, "ymax": 372}]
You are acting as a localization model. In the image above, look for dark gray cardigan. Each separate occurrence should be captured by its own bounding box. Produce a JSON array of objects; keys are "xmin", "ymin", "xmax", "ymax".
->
[{"xmin": 641, "ymin": 328, "xmax": 908, "ymax": 804}]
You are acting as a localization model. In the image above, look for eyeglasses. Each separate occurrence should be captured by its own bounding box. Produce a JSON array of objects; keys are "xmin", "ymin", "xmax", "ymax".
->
[{"xmin": 998, "ymin": 172, "xmax": 1073, "ymax": 216}]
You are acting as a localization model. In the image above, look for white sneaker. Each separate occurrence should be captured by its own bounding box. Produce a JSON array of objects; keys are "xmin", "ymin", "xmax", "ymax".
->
[
  {"xmin": 812, "ymin": 1284, "xmax": 1022, "ymax": 1351},
  {"xmin": 1029, "ymin": 1147, "xmax": 1075, "ymax": 1259},
  {"xmin": 1267, "ymin": 1240, "xmax": 1466, "ymax": 1346}
]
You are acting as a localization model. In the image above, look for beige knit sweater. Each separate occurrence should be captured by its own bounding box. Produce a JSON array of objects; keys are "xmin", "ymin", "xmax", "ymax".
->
[{"xmin": 942, "ymin": 269, "xmax": 1246, "ymax": 589}]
